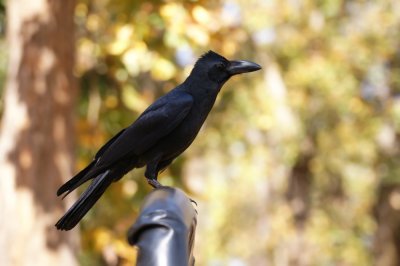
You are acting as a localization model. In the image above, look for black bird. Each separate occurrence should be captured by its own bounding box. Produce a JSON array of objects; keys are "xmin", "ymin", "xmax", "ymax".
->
[{"xmin": 56, "ymin": 50, "xmax": 261, "ymax": 230}]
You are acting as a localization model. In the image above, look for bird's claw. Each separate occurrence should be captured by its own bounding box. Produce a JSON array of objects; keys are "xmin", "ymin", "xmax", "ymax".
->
[
  {"xmin": 147, "ymin": 179, "xmax": 163, "ymax": 189},
  {"xmin": 190, "ymin": 198, "xmax": 197, "ymax": 206},
  {"xmin": 146, "ymin": 179, "xmax": 197, "ymax": 210}
]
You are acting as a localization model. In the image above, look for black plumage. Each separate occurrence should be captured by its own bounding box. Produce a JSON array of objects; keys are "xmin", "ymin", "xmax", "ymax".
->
[{"xmin": 56, "ymin": 50, "xmax": 261, "ymax": 230}]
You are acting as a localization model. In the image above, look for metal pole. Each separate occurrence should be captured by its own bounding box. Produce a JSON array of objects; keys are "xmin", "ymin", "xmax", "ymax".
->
[{"xmin": 127, "ymin": 187, "xmax": 197, "ymax": 266}]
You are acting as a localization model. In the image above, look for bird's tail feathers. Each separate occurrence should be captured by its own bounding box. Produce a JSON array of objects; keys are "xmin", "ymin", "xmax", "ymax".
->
[
  {"xmin": 55, "ymin": 170, "xmax": 112, "ymax": 230},
  {"xmin": 57, "ymin": 160, "xmax": 97, "ymax": 198}
]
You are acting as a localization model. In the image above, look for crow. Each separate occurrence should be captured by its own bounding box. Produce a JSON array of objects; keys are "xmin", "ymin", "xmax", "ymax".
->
[{"xmin": 56, "ymin": 50, "xmax": 261, "ymax": 230}]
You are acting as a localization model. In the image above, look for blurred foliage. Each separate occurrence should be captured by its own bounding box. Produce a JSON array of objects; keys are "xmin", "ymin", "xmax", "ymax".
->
[
  {"xmin": 1, "ymin": 0, "xmax": 400, "ymax": 265},
  {"xmin": 72, "ymin": 0, "xmax": 400, "ymax": 265}
]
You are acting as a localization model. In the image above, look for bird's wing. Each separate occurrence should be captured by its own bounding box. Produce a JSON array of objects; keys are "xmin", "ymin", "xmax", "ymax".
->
[
  {"xmin": 95, "ymin": 91, "xmax": 194, "ymax": 167},
  {"xmin": 94, "ymin": 128, "xmax": 126, "ymax": 159},
  {"xmin": 56, "ymin": 128, "xmax": 128, "ymax": 197}
]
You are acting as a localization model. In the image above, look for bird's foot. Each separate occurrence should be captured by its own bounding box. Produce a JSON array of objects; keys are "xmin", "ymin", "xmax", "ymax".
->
[
  {"xmin": 147, "ymin": 179, "xmax": 163, "ymax": 189},
  {"xmin": 190, "ymin": 198, "xmax": 197, "ymax": 206},
  {"xmin": 190, "ymin": 199, "xmax": 198, "ymax": 214}
]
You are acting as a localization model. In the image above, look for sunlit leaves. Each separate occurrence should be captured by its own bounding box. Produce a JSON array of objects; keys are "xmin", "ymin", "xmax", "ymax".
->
[
  {"xmin": 151, "ymin": 56, "xmax": 177, "ymax": 80},
  {"xmin": 107, "ymin": 25, "xmax": 134, "ymax": 55},
  {"xmin": 121, "ymin": 85, "xmax": 149, "ymax": 112},
  {"xmin": 192, "ymin": 6, "xmax": 213, "ymax": 28},
  {"xmin": 122, "ymin": 43, "xmax": 153, "ymax": 76},
  {"xmin": 90, "ymin": 227, "xmax": 137, "ymax": 265},
  {"xmin": 72, "ymin": 0, "xmax": 400, "ymax": 265}
]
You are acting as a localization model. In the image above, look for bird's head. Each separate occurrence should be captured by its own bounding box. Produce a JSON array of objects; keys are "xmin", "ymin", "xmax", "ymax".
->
[{"xmin": 192, "ymin": 50, "xmax": 261, "ymax": 84}]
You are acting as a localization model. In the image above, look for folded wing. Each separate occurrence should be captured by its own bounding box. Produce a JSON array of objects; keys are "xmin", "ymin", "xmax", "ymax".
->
[{"xmin": 92, "ymin": 91, "xmax": 194, "ymax": 170}]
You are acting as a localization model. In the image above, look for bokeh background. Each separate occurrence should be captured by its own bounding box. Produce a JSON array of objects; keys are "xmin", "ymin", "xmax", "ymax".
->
[{"xmin": 1, "ymin": 0, "xmax": 400, "ymax": 265}]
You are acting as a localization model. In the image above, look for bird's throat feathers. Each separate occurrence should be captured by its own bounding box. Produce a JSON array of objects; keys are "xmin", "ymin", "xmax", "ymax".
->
[{"xmin": 183, "ymin": 72, "xmax": 223, "ymax": 98}]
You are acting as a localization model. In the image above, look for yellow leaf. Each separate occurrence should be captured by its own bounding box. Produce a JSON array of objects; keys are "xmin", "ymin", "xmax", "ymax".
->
[
  {"xmin": 108, "ymin": 25, "xmax": 134, "ymax": 55},
  {"xmin": 93, "ymin": 228, "xmax": 112, "ymax": 250},
  {"xmin": 151, "ymin": 57, "xmax": 176, "ymax": 81},
  {"xmin": 121, "ymin": 85, "xmax": 149, "ymax": 112},
  {"xmin": 192, "ymin": 6, "xmax": 211, "ymax": 25},
  {"xmin": 186, "ymin": 24, "xmax": 209, "ymax": 46},
  {"xmin": 104, "ymin": 95, "xmax": 118, "ymax": 109},
  {"xmin": 86, "ymin": 14, "xmax": 101, "ymax": 32},
  {"xmin": 122, "ymin": 43, "xmax": 153, "ymax": 76}
]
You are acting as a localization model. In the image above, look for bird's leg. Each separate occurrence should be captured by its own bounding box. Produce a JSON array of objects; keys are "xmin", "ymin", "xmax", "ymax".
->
[
  {"xmin": 146, "ymin": 159, "xmax": 197, "ymax": 206},
  {"xmin": 147, "ymin": 179, "xmax": 163, "ymax": 189},
  {"xmin": 145, "ymin": 162, "xmax": 163, "ymax": 189}
]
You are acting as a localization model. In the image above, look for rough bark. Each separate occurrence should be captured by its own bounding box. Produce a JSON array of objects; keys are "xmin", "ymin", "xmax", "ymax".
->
[
  {"xmin": 285, "ymin": 154, "xmax": 313, "ymax": 266},
  {"xmin": 286, "ymin": 154, "xmax": 312, "ymax": 229},
  {"xmin": 373, "ymin": 184, "xmax": 400, "ymax": 266},
  {"xmin": 0, "ymin": 0, "xmax": 78, "ymax": 265}
]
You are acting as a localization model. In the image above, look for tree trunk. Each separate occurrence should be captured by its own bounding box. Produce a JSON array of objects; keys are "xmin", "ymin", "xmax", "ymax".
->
[
  {"xmin": 285, "ymin": 154, "xmax": 313, "ymax": 266},
  {"xmin": 373, "ymin": 184, "xmax": 400, "ymax": 266},
  {"xmin": 286, "ymin": 154, "xmax": 312, "ymax": 229},
  {"xmin": 0, "ymin": 0, "xmax": 78, "ymax": 265}
]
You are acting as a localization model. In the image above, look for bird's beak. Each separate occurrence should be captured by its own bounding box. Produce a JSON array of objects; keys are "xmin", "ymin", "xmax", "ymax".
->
[{"xmin": 227, "ymin": 60, "xmax": 262, "ymax": 75}]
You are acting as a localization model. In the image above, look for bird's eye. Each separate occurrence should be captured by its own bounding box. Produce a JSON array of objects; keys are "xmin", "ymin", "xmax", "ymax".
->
[{"xmin": 216, "ymin": 63, "xmax": 225, "ymax": 69}]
